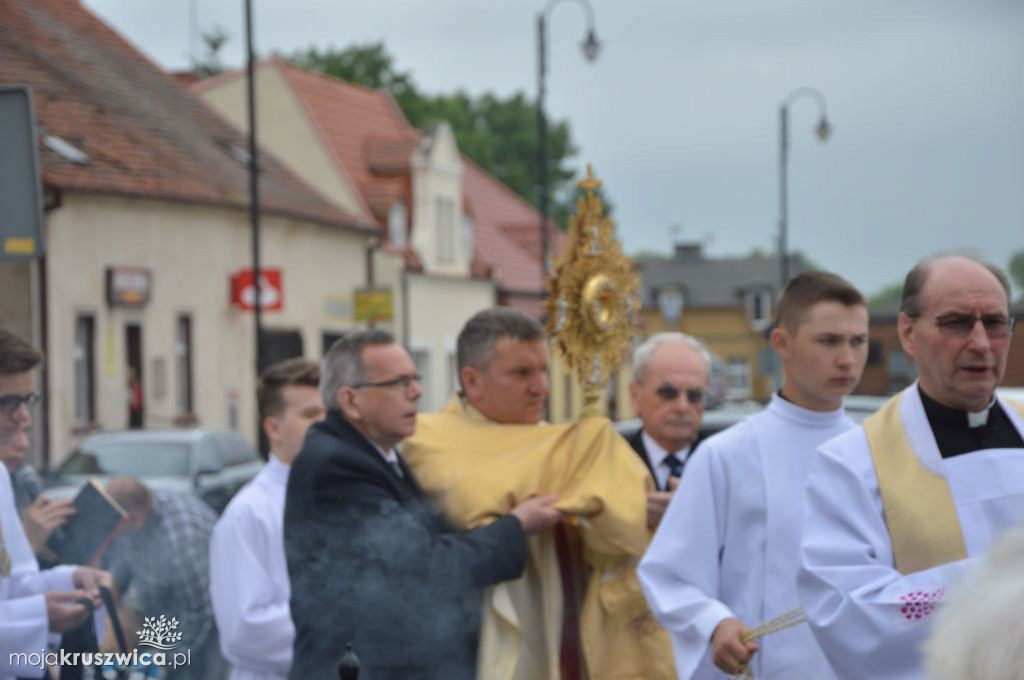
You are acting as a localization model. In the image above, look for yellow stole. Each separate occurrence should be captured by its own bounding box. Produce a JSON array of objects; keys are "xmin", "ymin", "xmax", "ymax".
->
[
  {"xmin": 863, "ymin": 393, "xmax": 1024, "ymax": 574},
  {"xmin": 401, "ymin": 397, "xmax": 674, "ymax": 680}
]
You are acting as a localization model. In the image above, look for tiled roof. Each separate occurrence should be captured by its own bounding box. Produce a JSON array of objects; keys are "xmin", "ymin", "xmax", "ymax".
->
[
  {"xmin": 197, "ymin": 60, "xmax": 551, "ymax": 299},
  {"xmin": 636, "ymin": 249, "xmax": 808, "ymax": 308},
  {"xmin": 366, "ymin": 136, "xmax": 418, "ymax": 176},
  {"xmin": 0, "ymin": 0, "xmax": 367, "ymax": 231},
  {"xmin": 462, "ymin": 156, "xmax": 547, "ymax": 294}
]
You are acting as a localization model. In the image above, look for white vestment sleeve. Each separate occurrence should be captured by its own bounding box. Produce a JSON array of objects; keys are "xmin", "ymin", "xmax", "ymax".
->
[
  {"xmin": 0, "ymin": 594, "xmax": 49, "ymax": 678},
  {"xmin": 209, "ymin": 507, "xmax": 294, "ymax": 675},
  {"xmin": 639, "ymin": 443, "xmax": 734, "ymax": 680},
  {"xmin": 798, "ymin": 434, "xmax": 974, "ymax": 680}
]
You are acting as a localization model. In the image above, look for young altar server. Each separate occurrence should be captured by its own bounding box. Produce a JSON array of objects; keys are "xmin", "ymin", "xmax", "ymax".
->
[
  {"xmin": 209, "ymin": 358, "xmax": 326, "ymax": 680},
  {"xmin": 638, "ymin": 270, "xmax": 869, "ymax": 679},
  {"xmin": 797, "ymin": 255, "xmax": 1024, "ymax": 679}
]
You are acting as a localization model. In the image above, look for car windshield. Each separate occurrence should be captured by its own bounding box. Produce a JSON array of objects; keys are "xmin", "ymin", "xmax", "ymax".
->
[{"xmin": 59, "ymin": 441, "xmax": 191, "ymax": 476}]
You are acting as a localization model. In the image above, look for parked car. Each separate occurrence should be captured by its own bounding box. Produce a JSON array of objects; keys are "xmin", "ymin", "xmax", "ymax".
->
[{"xmin": 44, "ymin": 428, "xmax": 262, "ymax": 514}]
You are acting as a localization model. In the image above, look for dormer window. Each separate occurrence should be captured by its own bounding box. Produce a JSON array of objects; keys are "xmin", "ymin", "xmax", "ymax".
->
[
  {"xmin": 388, "ymin": 199, "xmax": 408, "ymax": 248},
  {"xmin": 462, "ymin": 215, "xmax": 474, "ymax": 261},
  {"xmin": 745, "ymin": 289, "xmax": 772, "ymax": 330},
  {"xmin": 436, "ymin": 196, "xmax": 456, "ymax": 263},
  {"xmin": 656, "ymin": 286, "xmax": 685, "ymax": 326}
]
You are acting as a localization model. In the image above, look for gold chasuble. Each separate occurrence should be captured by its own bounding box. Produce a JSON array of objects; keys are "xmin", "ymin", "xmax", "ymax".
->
[
  {"xmin": 402, "ymin": 396, "xmax": 674, "ymax": 680},
  {"xmin": 863, "ymin": 393, "xmax": 1024, "ymax": 574}
]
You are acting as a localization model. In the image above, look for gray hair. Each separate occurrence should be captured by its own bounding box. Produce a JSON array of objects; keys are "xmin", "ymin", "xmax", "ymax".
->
[
  {"xmin": 901, "ymin": 254, "xmax": 1011, "ymax": 317},
  {"xmin": 631, "ymin": 332, "xmax": 711, "ymax": 383},
  {"xmin": 924, "ymin": 526, "xmax": 1024, "ymax": 680},
  {"xmin": 456, "ymin": 308, "xmax": 544, "ymax": 387},
  {"xmin": 320, "ymin": 328, "xmax": 396, "ymax": 408}
]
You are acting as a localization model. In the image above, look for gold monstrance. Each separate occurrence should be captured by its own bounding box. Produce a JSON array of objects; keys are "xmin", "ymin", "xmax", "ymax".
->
[{"xmin": 545, "ymin": 165, "xmax": 639, "ymax": 417}]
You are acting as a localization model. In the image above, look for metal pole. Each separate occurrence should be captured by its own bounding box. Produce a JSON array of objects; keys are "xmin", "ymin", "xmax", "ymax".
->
[
  {"xmin": 778, "ymin": 104, "xmax": 788, "ymax": 290},
  {"xmin": 537, "ymin": 13, "xmax": 549, "ymax": 278},
  {"xmin": 244, "ymin": 0, "xmax": 264, "ymax": 447}
]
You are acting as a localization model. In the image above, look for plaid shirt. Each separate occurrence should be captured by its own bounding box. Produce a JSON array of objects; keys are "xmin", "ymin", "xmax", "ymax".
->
[{"xmin": 105, "ymin": 489, "xmax": 217, "ymax": 650}]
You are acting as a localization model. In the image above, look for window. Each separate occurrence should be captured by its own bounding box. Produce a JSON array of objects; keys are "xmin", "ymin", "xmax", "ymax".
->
[
  {"xmin": 657, "ymin": 287, "xmax": 685, "ymax": 326},
  {"xmin": 411, "ymin": 348, "xmax": 432, "ymax": 411},
  {"xmin": 436, "ymin": 197, "xmax": 456, "ymax": 263},
  {"xmin": 745, "ymin": 289, "xmax": 772, "ymax": 330},
  {"xmin": 462, "ymin": 215, "xmax": 474, "ymax": 261},
  {"xmin": 726, "ymin": 357, "xmax": 751, "ymax": 399},
  {"xmin": 389, "ymin": 199, "xmax": 408, "ymax": 248},
  {"xmin": 73, "ymin": 315, "xmax": 95, "ymax": 423},
  {"xmin": 175, "ymin": 315, "xmax": 193, "ymax": 414}
]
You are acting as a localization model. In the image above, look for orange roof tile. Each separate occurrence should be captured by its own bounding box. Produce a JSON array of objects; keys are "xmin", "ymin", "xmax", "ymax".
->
[{"xmin": 0, "ymin": 0, "xmax": 367, "ymax": 231}]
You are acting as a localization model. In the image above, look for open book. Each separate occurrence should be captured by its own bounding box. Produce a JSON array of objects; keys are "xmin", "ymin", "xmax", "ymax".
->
[{"xmin": 47, "ymin": 478, "xmax": 128, "ymax": 565}]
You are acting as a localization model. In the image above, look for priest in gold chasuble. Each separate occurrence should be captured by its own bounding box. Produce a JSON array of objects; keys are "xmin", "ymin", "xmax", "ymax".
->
[{"xmin": 402, "ymin": 169, "xmax": 673, "ymax": 680}]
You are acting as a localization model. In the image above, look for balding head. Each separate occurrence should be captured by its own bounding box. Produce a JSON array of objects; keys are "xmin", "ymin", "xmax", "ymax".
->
[
  {"xmin": 106, "ymin": 476, "xmax": 154, "ymax": 530},
  {"xmin": 897, "ymin": 255, "xmax": 1014, "ymax": 411}
]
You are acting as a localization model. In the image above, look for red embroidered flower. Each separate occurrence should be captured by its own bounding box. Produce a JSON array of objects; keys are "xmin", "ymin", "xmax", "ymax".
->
[{"xmin": 898, "ymin": 588, "xmax": 945, "ymax": 621}]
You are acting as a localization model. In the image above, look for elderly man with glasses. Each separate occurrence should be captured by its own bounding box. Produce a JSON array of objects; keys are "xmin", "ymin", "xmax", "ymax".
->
[
  {"xmin": 797, "ymin": 255, "xmax": 1024, "ymax": 680},
  {"xmin": 640, "ymin": 270, "xmax": 870, "ymax": 680},
  {"xmin": 625, "ymin": 333, "xmax": 712, "ymax": 531}
]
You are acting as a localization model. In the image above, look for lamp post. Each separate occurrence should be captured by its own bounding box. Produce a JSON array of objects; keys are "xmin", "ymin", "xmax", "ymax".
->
[
  {"xmin": 778, "ymin": 87, "xmax": 831, "ymax": 290},
  {"xmin": 537, "ymin": 0, "xmax": 600, "ymax": 278}
]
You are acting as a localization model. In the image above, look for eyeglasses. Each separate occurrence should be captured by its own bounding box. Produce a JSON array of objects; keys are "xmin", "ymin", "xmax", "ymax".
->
[
  {"xmin": 913, "ymin": 313, "xmax": 1016, "ymax": 339},
  {"xmin": 654, "ymin": 384, "xmax": 708, "ymax": 406},
  {"xmin": 350, "ymin": 373, "xmax": 422, "ymax": 391},
  {"xmin": 0, "ymin": 393, "xmax": 40, "ymax": 415}
]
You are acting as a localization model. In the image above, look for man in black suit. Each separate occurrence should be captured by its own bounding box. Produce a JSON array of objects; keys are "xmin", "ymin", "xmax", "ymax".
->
[
  {"xmin": 626, "ymin": 332, "xmax": 711, "ymax": 530},
  {"xmin": 283, "ymin": 329, "xmax": 561, "ymax": 680}
]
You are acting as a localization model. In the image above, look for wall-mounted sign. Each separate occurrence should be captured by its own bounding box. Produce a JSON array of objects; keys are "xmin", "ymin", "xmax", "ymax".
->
[
  {"xmin": 0, "ymin": 87, "xmax": 45, "ymax": 261},
  {"xmin": 354, "ymin": 288, "xmax": 393, "ymax": 322},
  {"xmin": 230, "ymin": 268, "xmax": 283, "ymax": 311},
  {"xmin": 106, "ymin": 266, "xmax": 152, "ymax": 308}
]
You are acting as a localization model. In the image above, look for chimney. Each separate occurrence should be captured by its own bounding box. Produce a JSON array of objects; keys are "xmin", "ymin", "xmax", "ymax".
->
[{"xmin": 673, "ymin": 242, "xmax": 703, "ymax": 262}]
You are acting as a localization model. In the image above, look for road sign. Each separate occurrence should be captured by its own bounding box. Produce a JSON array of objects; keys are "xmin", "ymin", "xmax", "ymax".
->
[{"xmin": 230, "ymin": 269, "xmax": 283, "ymax": 311}]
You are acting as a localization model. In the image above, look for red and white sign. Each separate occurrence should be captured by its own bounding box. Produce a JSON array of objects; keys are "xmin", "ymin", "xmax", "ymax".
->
[{"xmin": 230, "ymin": 269, "xmax": 283, "ymax": 311}]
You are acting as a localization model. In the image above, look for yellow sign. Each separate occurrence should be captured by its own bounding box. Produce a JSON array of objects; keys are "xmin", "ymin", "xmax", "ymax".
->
[
  {"xmin": 4, "ymin": 237, "xmax": 35, "ymax": 255},
  {"xmin": 354, "ymin": 289, "xmax": 393, "ymax": 322}
]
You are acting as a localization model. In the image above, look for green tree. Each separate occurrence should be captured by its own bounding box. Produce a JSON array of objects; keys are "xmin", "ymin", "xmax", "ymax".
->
[
  {"xmin": 868, "ymin": 282, "xmax": 904, "ymax": 308},
  {"xmin": 288, "ymin": 42, "xmax": 593, "ymax": 227},
  {"xmin": 1009, "ymin": 250, "xmax": 1024, "ymax": 301}
]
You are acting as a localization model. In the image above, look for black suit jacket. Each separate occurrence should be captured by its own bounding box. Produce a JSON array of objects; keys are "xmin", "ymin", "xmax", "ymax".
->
[
  {"xmin": 284, "ymin": 410, "xmax": 527, "ymax": 680},
  {"xmin": 625, "ymin": 428, "xmax": 702, "ymax": 491}
]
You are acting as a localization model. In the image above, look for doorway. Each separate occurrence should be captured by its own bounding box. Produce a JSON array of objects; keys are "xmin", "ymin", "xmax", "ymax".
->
[{"xmin": 125, "ymin": 324, "xmax": 143, "ymax": 428}]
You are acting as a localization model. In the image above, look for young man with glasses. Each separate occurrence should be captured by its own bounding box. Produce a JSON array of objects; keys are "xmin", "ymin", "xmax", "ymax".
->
[
  {"xmin": 0, "ymin": 328, "xmax": 113, "ymax": 678},
  {"xmin": 626, "ymin": 333, "xmax": 712, "ymax": 530},
  {"xmin": 640, "ymin": 271, "xmax": 869, "ymax": 680},
  {"xmin": 283, "ymin": 329, "xmax": 562, "ymax": 680},
  {"xmin": 798, "ymin": 255, "xmax": 1024, "ymax": 680}
]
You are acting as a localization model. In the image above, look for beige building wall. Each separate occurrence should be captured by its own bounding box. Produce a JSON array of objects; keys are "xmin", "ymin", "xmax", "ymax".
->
[
  {"xmin": 197, "ymin": 66, "xmax": 367, "ymax": 220},
  {"xmin": 405, "ymin": 273, "xmax": 495, "ymax": 411},
  {"xmin": 44, "ymin": 194, "xmax": 368, "ymax": 462}
]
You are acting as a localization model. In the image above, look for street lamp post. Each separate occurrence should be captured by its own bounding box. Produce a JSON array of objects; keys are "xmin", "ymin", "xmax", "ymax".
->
[
  {"xmin": 537, "ymin": 0, "xmax": 600, "ymax": 278},
  {"xmin": 778, "ymin": 87, "xmax": 831, "ymax": 290}
]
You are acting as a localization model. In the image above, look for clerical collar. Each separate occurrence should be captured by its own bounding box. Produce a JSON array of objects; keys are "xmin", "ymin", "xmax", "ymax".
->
[{"xmin": 918, "ymin": 386, "xmax": 994, "ymax": 429}]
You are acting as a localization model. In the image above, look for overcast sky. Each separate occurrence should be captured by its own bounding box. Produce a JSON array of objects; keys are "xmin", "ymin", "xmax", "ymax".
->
[{"xmin": 84, "ymin": 0, "xmax": 1024, "ymax": 297}]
